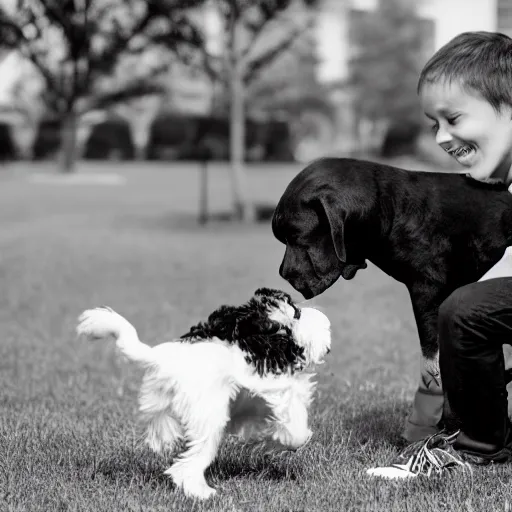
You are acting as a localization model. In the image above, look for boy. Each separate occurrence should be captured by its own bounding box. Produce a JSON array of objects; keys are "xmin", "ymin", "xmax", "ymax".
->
[{"xmin": 369, "ymin": 31, "xmax": 512, "ymax": 478}]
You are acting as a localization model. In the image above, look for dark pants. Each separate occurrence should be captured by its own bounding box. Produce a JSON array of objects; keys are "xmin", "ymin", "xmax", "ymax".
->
[{"xmin": 439, "ymin": 277, "xmax": 512, "ymax": 451}]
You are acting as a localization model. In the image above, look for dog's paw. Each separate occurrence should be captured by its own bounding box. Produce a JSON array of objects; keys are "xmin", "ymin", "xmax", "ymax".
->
[
  {"xmin": 421, "ymin": 354, "xmax": 441, "ymax": 389},
  {"xmin": 165, "ymin": 467, "xmax": 217, "ymax": 500},
  {"xmin": 184, "ymin": 483, "xmax": 217, "ymax": 500}
]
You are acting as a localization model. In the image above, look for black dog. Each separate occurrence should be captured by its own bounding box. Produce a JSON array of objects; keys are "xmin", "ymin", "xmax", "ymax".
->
[{"xmin": 272, "ymin": 157, "xmax": 512, "ymax": 367}]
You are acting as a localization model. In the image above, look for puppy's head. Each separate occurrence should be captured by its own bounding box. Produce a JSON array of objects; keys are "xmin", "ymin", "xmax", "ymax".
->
[
  {"xmin": 272, "ymin": 158, "xmax": 379, "ymax": 299},
  {"xmin": 181, "ymin": 288, "xmax": 331, "ymax": 375},
  {"xmin": 254, "ymin": 288, "xmax": 331, "ymax": 366}
]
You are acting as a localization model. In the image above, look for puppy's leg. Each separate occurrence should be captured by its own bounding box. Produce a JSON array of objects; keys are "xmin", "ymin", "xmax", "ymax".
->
[
  {"xmin": 263, "ymin": 383, "xmax": 313, "ymax": 453},
  {"xmin": 165, "ymin": 394, "xmax": 231, "ymax": 500},
  {"xmin": 270, "ymin": 406, "xmax": 312, "ymax": 452},
  {"xmin": 144, "ymin": 413, "xmax": 183, "ymax": 454},
  {"xmin": 138, "ymin": 378, "xmax": 184, "ymax": 454}
]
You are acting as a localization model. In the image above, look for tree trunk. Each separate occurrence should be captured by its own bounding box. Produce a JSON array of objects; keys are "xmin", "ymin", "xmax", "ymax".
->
[
  {"xmin": 60, "ymin": 113, "xmax": 78, "ymax": 173},
  {"xmin": 76, "ymin": 121, "xmax": 96, "ymax": 161},
  {"xmin": 229, "ymin": 50, "xmax": 254, "ymax": 222},
  {"xmin": 198, "ymin": 160, "xmax": 209, "ymax": 224},
  {"xmin": 12, "ymin": 122, "xmax": 37, "ymax": 160},
  {"xmin": 132, "ymin": 122, "xmax": 150, "ymax": 161},
  {"xmin": 134, "ymin": 144, "xmax": 146, "ymax": 161}
]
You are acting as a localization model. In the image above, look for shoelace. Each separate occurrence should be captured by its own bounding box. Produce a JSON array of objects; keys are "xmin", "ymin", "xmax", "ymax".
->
[{"xmin": 394, "ymin": 430, "xmax": 472, "ymax": 476}]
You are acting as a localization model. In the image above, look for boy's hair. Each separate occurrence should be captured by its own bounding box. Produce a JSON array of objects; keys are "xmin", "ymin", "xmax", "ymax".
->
[{"xmin": 417, "ymin": 31, "xmax": 512, "ymax": 111}]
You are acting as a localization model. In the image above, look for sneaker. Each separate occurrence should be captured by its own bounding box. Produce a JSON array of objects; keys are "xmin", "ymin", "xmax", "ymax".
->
[
  {"xmin": 366, "ymin": 430, "xmax": 472, "ymax": 479},
  {"xmin": 454, "ymin": 430, "xmax": 512, "ymax": 465}
]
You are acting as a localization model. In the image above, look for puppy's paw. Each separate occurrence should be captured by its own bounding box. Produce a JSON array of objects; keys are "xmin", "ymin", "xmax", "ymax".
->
[
  {"xmin": 184, "ymin": 483, "xmax": 217, "ymax": 500},
  {"xmin": 165, "ymin": 467, "xmax": 217, "ymax": 500}
]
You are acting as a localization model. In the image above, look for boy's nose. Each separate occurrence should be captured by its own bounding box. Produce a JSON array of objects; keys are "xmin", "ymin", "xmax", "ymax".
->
[{"xmin": 436, "ymin": 126, "xmax": 453, "ymax": 146}]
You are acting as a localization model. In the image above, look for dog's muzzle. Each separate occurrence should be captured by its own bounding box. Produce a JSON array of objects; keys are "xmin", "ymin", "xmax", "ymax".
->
[{"xmin": 294, "ymin": 307, "xmax": 332, "ymax": 365}]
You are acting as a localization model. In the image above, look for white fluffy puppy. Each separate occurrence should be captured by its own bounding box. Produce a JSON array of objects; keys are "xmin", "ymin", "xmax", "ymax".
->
[{"xmin": 76, "ymin": 288, "xmax": 331, "ymax": 500}]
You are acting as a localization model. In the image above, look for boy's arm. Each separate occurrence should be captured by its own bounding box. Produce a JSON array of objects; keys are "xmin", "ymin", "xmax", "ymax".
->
[{"xmin": 478, "ymin": 246, "xmax": 512, "ymax": 281}]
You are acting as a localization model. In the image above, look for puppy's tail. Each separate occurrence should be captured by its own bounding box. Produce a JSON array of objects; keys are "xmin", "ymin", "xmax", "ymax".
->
[{"xmin": 76, "ymin": 307, "xmax": 154, "ymax": 367}]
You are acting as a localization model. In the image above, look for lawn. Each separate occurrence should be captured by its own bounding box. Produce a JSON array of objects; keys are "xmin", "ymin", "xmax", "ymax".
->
[{"xmin": 1, "ymin": 160, "xmax": 511, "ymax": 512}]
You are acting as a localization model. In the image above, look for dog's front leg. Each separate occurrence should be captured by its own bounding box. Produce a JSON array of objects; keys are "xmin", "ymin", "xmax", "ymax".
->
[
  {"xmin": 261, "ymin": 421, "xmax": 312, "ymax": 454},
  {"xmin": 262, "ymin": 382, "xmax": 313, "ymax": 453},
  {"xmin": 404, "ymin": 289, "xmax": 445, "ymax": 442}
]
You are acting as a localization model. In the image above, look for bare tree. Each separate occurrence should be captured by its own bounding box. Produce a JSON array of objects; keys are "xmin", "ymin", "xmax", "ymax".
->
[
  {"xmin": 193, "ymin": 0, "xmax": 319, "ymax": 221},
  {"xmin": 0, "ymin": 0, "xmax": 204, "ymax": 172}
]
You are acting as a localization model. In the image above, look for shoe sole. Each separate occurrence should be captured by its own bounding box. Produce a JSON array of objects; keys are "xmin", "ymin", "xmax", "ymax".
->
[{"xmin": 459, "ymin": 447, "xmax": 512, "ymax": 465}]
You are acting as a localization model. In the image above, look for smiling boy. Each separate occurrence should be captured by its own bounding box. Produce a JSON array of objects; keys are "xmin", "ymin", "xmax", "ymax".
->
[
  {"xmin": 369, "ymin": 31, "xmax": 512, "ymax": 478},
  {"xmin": 420, "ymin": 33, "xmax": 512, "ymax": 185}
]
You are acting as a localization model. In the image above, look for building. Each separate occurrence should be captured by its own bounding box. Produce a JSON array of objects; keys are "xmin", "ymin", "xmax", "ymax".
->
[
  {"xmin": 497, "ymin": 0, "xmax": 512, "ymax": 38},
  {"xmin": 310, "ymin": 0, "xmax": 500, "ymax": 157},
  {"xmin": 315, "ymin": 0, "xmax": 498, "ymax": 86}
]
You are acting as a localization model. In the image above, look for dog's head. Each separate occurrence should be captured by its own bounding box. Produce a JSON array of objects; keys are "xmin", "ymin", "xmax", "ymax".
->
[
  {"xmin": 181, "ymin": 287, "xmax": 331, "ymax": 375},
  {"xmin": 272, "ymin": 157, "xmax": 381, "ymax": 299}
]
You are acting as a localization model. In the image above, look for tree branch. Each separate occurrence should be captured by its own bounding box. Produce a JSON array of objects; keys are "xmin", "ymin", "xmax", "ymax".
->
[
  {"xmin": 87, "ymin": 7, "xmax": 155, "ymax": 76},
  {"xmin": 186, "ymin": 42, "xmax": 222, "ymax": 81},
  {"xmin": 18, "ymin": 41, "xmax": 62, "ymax": 103},
  {"xmin": 240, "ymin": 0, "xmax": 291, "ymax": 60},
  {"xmin": 88, "ymin": 81, "xmax": 165, "ymax": 112},
  {"xmin": 243, "ymin": 17, "xmax": 314, "ymax": 85},
  {"xmin": 86, "ymin": 58, "xmax": 172, "ymax": 112},
  {"xmin": 38, "ymin": 0, "xmax": 74, "ymax": 42}
]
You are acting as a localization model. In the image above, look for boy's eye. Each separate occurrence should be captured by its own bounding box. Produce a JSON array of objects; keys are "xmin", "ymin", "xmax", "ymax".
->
[{"xmin": 447, "ymin": 115, "xmax": 460, "ymax": 125}]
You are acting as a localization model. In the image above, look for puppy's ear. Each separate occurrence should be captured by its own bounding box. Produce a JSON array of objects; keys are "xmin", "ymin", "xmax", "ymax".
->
[
  {"xmin": 181, "ymin": 305, "xmax": 240, "ymax": 341},
  {"xmin": 234, "ymin": 311, "xmax": 281, "ymax": 338},
  {"xmin": 317, "ymin": 195, "xmax": 368, "ymax": 280},
  {"xmin": 235, "ymin": 314, "xmax": 305, "ymax": 375},
  {"xmin": 206, "ymin": 305, "xmax": 241, "ymax": 340}
]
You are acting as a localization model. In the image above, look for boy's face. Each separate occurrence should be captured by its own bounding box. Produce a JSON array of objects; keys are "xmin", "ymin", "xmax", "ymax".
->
[{"xmin": 420, "ymin": 80, "xmax": 512, "ymax": 184}]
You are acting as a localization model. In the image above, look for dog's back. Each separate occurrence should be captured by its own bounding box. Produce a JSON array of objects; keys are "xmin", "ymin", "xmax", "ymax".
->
[
  {"xmin": 381, "ymin": 164, "xmax": 512, "ymax": 284},
  {"xmin": 323, "ymin": 158, "xmax": 512, "ymax": 284}
]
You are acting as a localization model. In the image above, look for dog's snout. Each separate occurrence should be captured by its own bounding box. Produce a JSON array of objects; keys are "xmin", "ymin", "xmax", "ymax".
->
[
  {"xmin": 279, "ymin": 247, "xmax": 300, "ymax": 281},
  {"xmin": 326, "ymin": 347, "xmax": 331, "ymax": 354},
  {"xmin": 293, "ymin": 307, "xmax": 301, "ymax": 320},
  {"xmin": 279, "ymin": 260, "xmax": 292, "ymax": 280},
  {"xmin": 280, "ymin": 261, "xmax": 307, "ymax": 297}
]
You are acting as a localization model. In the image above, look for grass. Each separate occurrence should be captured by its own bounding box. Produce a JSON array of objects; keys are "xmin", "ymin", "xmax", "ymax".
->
[{"xmin": 1, "ymin": 160, "xmax": 511, "ymax": 512}]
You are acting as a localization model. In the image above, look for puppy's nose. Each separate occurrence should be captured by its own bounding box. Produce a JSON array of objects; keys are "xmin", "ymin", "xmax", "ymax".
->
[{"xmin": 327, "ymin": 348, "xmax": 331, "ymax": 354}]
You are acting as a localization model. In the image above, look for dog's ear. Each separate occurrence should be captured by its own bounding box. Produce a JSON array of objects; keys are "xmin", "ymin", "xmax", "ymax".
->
[
  {"xmin": 317, "ymin": 194, "xmax": 368, "ymax": 280},
  {"xmin": 234, "ymin": 311, "xmax": 281, "ymax": 338},
  {"xmin": 205, "ymin": 305, "xmax": 242, "ymax": 340},
  {"xmin": 234, "ymin": 313, "xmax": 305, "ymax": 375},
  {"xmin": 181, "ymin": 305, "xmax": 241, "ymax": 341},
  {"xmin": 318, "ymin": 195, "xmax": 349, "ymax": 262}
]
